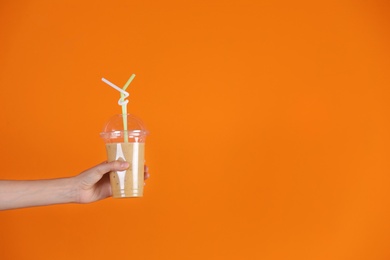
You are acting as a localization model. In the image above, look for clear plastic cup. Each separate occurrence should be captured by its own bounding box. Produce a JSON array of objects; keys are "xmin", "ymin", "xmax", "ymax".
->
[{"xmin": 100, "ymin": 114, "xmax": 149, "ymax": 198}]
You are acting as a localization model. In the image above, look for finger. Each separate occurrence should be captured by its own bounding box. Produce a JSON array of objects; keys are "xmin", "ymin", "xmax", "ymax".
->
[
  {"xmin": 96, "ymin": 161, "xmax": 130, "ymax": 176},
  {"xmin": 144, "ymin": 165, "xmax": 150, "ymax": 180}
]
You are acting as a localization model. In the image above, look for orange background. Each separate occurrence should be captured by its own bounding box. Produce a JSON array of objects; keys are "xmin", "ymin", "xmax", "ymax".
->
[{"xmin": 1, "ymin": 1, "xmax": 390, "ymax": 259}]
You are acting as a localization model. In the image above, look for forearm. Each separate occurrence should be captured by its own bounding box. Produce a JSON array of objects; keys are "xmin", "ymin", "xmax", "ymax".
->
[{"xmin": 0, "ymin": 178, "xmax": 77, "ymax": 210}]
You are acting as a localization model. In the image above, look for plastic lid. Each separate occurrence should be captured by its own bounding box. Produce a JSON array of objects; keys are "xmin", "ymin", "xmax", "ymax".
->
[{"xmin": 100, "ymin": 114, "xmax": 149, "ymax": 143}]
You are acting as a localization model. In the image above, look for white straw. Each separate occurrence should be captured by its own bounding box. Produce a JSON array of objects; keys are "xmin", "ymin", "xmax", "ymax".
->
[{"xmin": 101, "ymin": 77, "xmax": 129, "ymax": 105}]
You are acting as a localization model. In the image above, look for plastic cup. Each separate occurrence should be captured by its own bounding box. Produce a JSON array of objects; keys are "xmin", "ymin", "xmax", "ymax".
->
[{"xmin": 100, "ymin": 114, "xmax": 149, "ymax": 198}]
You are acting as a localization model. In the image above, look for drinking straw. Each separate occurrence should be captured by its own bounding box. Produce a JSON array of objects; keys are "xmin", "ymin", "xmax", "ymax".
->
[
  {"xmin": 101, "ymin": 74, "xmax": 136, "ymax": 143},
  {"xmin": 120, "ymin": 74, "xmax": 136, "ymax": 142}
]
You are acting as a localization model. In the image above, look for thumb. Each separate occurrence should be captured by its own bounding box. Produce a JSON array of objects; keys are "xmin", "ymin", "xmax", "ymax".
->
[{"xmin": 95, "ymin": 161, "xmax": 130, "ymax": 176}]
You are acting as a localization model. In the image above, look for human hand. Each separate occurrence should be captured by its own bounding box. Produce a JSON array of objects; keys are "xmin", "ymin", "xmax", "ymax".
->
[{"xmin": 73, "ymin": 161, "xmax": 150, "ymax": 203}]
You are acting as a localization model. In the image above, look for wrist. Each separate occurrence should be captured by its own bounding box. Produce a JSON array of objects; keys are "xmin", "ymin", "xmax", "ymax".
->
[{"xmin": 63, "ymin": 177, "xmax": 80, "ymax": 204}]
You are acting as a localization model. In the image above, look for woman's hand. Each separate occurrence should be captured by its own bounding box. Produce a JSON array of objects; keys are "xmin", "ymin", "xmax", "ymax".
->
[{"xmin": 73, "ymin": 161, "xmax": 150, "ymax": 203}]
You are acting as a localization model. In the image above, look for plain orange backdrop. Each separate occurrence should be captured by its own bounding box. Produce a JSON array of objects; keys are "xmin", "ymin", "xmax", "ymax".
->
[{"xmin": 1, "ymin": 0, "xmax": 390, "ymax": 259}]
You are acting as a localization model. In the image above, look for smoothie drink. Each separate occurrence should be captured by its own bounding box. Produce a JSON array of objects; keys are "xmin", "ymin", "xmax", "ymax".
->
[
  {"xmin": 105, "ymin": 142, "xmax": 145, "ymax": 198},
  {"xmin": 100, "ymin": 114, "xmax": 148, "ymax": 198}
]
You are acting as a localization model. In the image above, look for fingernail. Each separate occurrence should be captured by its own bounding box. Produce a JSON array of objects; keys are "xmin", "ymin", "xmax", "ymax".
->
[{"xmin": 121, "ymin": 162, "xmax": 130, "ymax": 168}]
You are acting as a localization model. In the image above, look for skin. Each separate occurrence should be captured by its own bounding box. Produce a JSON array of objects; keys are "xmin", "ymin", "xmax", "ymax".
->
[{"xmin": 0, "ymin": 161, "xmax": 150, "ymax": 211}]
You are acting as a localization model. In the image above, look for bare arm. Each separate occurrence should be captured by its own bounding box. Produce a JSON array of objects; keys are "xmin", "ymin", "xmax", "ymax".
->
[
  {"xmin": 0, "ymin": 178, "xmax": 76, "ymax": 210},
  {"xmin": 0, "ymin": 161, "xmax": 147, "ymax": 211}
]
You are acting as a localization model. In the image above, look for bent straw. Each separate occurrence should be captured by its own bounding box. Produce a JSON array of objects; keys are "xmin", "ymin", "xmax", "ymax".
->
[
  {"xmin": 102, "ymin": 74, "xmax": 136, "ymax": 143},
  {"xmin": 101, "ymin": 78, "xmax": 129, "ymax": 105},
  {"xmin": 120, "ymin": 74, "xmax": 136, "ymax": 142}
]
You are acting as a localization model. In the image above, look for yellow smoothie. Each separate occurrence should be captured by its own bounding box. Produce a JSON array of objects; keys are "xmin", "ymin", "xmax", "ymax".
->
[{"xmin": 105, "ymin": 142, "xmax": 145, "ymax": 198}]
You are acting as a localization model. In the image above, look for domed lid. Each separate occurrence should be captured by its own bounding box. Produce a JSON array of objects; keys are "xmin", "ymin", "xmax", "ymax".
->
[{"xmin": 100, "ymin": 114, "xmax": 149, "ymax": 142}]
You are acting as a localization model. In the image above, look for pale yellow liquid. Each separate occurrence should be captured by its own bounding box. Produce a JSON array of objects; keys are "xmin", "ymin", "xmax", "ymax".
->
[{"xmin": 105, "ymin": 142, "xmax": 145, "ymax": 198}]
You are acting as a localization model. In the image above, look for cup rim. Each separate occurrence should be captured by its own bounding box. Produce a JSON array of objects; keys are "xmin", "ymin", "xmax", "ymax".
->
[{"xmin": 100, "ymin": 129, "xmax": 149, "ymax": 138}]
